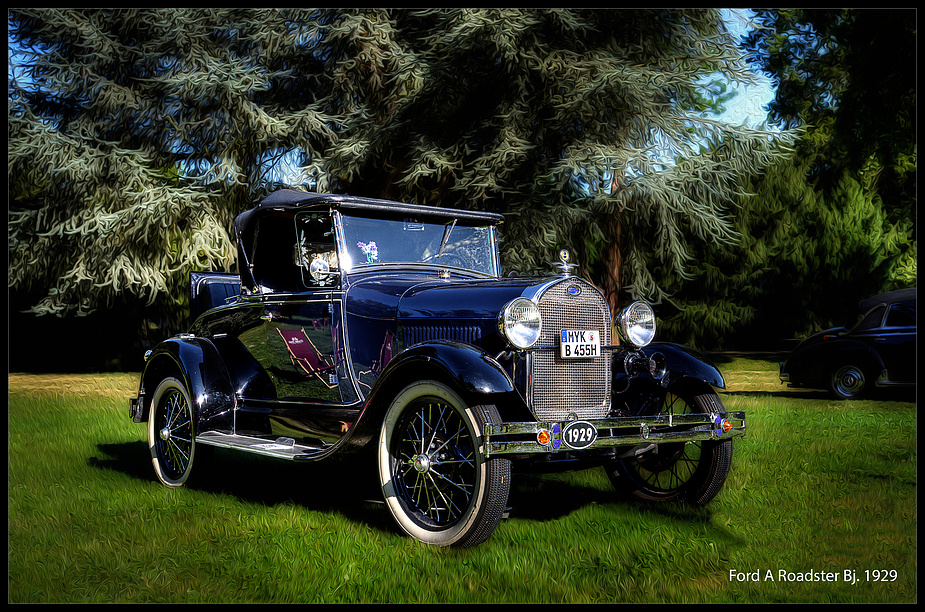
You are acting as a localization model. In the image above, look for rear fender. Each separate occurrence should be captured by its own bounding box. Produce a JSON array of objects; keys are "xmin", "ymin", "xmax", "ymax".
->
[{"xmin": 136, "ymin": 336, "xmax": 236, "ymax": 432}]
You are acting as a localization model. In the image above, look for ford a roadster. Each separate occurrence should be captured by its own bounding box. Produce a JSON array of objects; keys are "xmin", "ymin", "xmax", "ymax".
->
[{"xmin": 130, "ymin": 189, "xmax": 745, "ymax": 547}]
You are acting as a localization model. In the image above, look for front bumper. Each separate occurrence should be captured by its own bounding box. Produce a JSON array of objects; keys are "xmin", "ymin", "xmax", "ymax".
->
[{"xmin": 483, "ymin": 410, "xmax": 745, "ymax": 457}]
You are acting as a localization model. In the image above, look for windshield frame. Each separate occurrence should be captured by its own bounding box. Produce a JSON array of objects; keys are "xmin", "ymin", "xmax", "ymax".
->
[{"xmin": 333, "ymin": 210, "xmax": 501, "ymax": 278}]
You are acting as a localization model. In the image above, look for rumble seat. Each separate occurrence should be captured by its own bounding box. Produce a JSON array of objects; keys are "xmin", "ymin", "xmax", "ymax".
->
[{"xmin": 189, "ymin": 272, "xmax": 241, "ymax": 321}]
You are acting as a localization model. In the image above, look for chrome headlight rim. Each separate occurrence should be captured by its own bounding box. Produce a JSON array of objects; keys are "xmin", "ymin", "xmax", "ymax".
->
[
  {"xmin": 499, "ymin": 297, "xmax": 542, "ymax": 350},
  {"xmin": 616, "ymin": 301, "xmax": 656, "ymax": 348}
]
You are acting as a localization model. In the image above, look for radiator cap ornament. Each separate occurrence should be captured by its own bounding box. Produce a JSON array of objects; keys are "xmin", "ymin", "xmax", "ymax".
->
[{"xmin": 551, "ymin": 249, "xmax": 578, "ymax": 277}]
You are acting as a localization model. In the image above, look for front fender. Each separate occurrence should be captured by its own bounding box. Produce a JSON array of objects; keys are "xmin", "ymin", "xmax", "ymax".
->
[
  {"xmin": 134, "ymin": 336, "xmax": 236, "ymax": 432},
  {"xmin": 371, "ymin": 340, "xmax": 518, "ymax": 405},
  {"xmin": 344, "ymin": 340, "xmax": 523, "ymax": 449},
  {"xmin": 649, "ymin": 342, "xmax": 725, "ymax": 388},
  {"xmin": 614, "ymin": 342, "xmax": 725, "ymax": 390}
]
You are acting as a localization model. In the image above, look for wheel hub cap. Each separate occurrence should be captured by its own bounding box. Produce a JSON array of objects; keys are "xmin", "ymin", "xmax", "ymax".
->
[
  {"xmin": 412, "ymin": 454, "xmax": 431, "ymax": 474},
  {"xmin": 160, "ymin": 427, "xmax": 171, "ymax": 441}
]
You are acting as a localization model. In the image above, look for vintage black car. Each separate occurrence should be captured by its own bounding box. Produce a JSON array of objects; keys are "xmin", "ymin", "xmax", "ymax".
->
[
  {"xmin": 130, "ymin": 189, "xmax": 745, "ymax": 547},
  {"xmin": 780, "ymin": 288, "xmax": 916, "ymax": 400}
]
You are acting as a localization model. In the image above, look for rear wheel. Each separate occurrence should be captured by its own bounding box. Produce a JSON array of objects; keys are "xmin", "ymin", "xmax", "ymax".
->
[
  {"xmin": 148, "ymin": 377, "xmax": 199, "ymax": 487},
  {"xmin": 829, "ymin": 364, "xmax": 868, "ymax": 400},
  {"xmin": 378, "ymin": 381, "xmax": 510, "ymax": 547},
  {"xmin": 606, "ymin": 385, "xmax": 732, "ymax": 506}
]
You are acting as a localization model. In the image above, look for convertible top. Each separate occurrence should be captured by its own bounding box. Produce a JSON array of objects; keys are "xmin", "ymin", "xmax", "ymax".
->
[
  {"xmin": 235, "ymin": 189, "xmax": 504, "ymax": 241},
  {"xmin": 859, "ymin": 288, "xmax": 916, "ymax": 312},
  {"xmin": 233, "ymin": 189, "xmax": 505, "ymax": 293}
]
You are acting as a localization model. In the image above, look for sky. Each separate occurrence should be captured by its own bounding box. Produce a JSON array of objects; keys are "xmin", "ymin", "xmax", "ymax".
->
[{"xmin": 715, "ymin": 8, "xmax": 776, "ymax": 128}]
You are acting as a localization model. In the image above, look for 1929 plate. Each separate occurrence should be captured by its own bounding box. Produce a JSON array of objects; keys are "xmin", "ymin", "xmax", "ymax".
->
[{"xmin": 561, "ymin": 420, "xmax": 598, "ymax": 449}]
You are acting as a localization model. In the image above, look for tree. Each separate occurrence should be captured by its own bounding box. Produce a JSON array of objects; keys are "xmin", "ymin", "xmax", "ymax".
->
[
  {"xmin": 658, "ymin": 152, "xmax": 916, "ymax": 349},
  {"xmin": 9, "ymin": 9, "xmax": 793, "ymax": 352},
  {"xmin": 743, "ymin": 8, "xmax": 916, "ymax": 227},
  {"xmin": 654, "ymin": 8, "xmax": 917, "ymax": 349}
]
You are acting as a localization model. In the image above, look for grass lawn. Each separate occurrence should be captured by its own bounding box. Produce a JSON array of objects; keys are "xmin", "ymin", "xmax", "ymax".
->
[{"xmin": 8, "ymin": 359, "xmax": 917, "ymax": 603}]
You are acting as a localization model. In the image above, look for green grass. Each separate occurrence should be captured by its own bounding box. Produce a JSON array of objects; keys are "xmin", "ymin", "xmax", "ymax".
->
[{"xmin": 8, "ymin": 364, "xmax": 917, "ymax": 603}]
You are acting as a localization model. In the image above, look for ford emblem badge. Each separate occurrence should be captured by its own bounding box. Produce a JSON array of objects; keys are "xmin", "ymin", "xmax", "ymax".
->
[{"xmin": 567, "ymin": 285, "xmax": 581, "ymax": 296}]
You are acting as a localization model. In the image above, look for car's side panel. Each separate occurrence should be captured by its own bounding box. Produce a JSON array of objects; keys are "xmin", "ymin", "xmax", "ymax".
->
[
  {"xmin": 341, "ymin": 275, "xmax": 408, "ymax": 396},
  {"xmin": 784, "ymin": 338, "xmax": 881, "ymax": 389},
  {"xmin": 260, "ymin": 295, "xmax": 343, "ymax": 402},
  {"xmin": 869, "ymin": 325, "xmax": 916, "ymax": 383}
]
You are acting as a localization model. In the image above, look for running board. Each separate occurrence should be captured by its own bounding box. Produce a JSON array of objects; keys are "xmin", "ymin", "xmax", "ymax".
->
[{"xmin": 197, "ymin": 431, "xmax": 327, "ymax": 461}]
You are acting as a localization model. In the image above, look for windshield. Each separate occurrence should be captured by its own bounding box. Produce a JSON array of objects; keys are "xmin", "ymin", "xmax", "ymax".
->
[{"xmin": 338, "ymin": 213, "xmax": 498, "ymax": 276}]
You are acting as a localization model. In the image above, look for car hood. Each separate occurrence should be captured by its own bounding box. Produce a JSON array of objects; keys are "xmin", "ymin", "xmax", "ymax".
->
[
  {"xmin": 398, "ymin": 277, "xmax": 546, "ymax": 319},
  {"xmin": 344, "ymin": 273, "xmax": 542, "ymax": 321}
]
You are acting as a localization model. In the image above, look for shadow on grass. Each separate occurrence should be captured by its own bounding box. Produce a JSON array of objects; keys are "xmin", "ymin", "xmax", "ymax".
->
[
  {"xmin": 506, "ymin": 472, "xmax": 616, "ymax": 522},
  {"xmin": 721, "ymin": 389, "xmax": 832, "ymax": 400},
  {"xmin": 508, "ymin": 471, "xmax": 720, "ymax": 525},
  {"xmin": 89, "ymin": 441, "xmax": 400, "ymax": 536},
  {"xmin": 89, "ymin": 441, "xmax": 741, "ymax": 541}
]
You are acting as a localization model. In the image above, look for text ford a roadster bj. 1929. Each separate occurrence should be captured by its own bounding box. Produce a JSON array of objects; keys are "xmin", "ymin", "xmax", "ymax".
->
[{"xmin": 130, "ymin": 189, "xmax": 746, "ymax": 547}]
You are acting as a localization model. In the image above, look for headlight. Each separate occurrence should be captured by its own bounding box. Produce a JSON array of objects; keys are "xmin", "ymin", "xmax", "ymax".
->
[
  {"xmin": 616, "ymin": 301, "xmax": 656, "ymax": 348},
  {"xmin": 500, "ymin": 298, "xmax": 542, "ymax": 349}
]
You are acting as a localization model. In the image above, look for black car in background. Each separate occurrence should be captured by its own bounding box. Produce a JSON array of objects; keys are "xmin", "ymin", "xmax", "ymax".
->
[
  {"xmin": 130, "ymin": 189, "xmax": 746, "ymax": 547},
  {"xmin": 780, "ymin": 288, "xmax": 916, "ymax": 400}
]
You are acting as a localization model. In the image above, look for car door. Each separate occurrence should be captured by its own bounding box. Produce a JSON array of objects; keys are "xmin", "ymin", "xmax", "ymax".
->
[
  {"xmin": 246, "ymin": 210, "xmax": 359, "ymax": 445},
  {"xmin": 872, "ymin": 300, "xmax": 916, "ymax": 383}
]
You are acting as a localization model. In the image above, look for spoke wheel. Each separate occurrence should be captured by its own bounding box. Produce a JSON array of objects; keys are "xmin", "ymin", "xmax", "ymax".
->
[
  {"xmin": 148, "ymin": 377, "xmax": 198, "ymax": 487},
  {"xmin": 607, "ymin": 384, "xmax": 732, "ymax": 506},
  {"xmin": 378, "ymin": 381, "xmax": 510, "ymax": 547}
]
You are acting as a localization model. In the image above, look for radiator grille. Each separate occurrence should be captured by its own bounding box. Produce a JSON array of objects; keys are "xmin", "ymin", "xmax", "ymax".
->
[{"xmin": 530, "ymin": 280, "xmax": 612, "ymax": 420}]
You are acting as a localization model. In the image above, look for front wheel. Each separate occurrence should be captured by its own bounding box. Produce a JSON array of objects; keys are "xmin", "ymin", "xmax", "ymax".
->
[
  {"xmin": 148, "ymin": 377, "xmax": 199, "ymax": 487},
  {"xmin": 606, "ymin": 385, "xmax": 732, "ymax": 506},
  {"xmin": 378, "ymin": 381, "xmax": 510, "ymax": 547}
]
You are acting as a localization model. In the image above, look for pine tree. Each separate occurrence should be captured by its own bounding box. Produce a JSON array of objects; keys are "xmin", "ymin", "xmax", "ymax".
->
[
  {"xmin": 743, "ymin": 8, "xmax": 916, "ymax": 231},
  {"xmin": 9, "ymin": 8, "xmax": 792, "ymax": 340},
  {"xmin": 659, "ymin": 153, "xmax": 915, "ymax": 349},
  {"xmin": 650, "ymin": 8, "xmax": 917, "ymax": 350}
]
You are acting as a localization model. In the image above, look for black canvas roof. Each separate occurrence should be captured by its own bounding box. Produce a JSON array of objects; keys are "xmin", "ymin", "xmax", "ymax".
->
[
  {"xmin": 233, "ymin": 189, "xmax": 504, "ymax": 293},
  {"xmin": 859, "ymin": 288, "xmax": 917, "ymax": 311},
  {"xmin": 234, "ymin": 189, "xmax": 504, "ymax": 241}
]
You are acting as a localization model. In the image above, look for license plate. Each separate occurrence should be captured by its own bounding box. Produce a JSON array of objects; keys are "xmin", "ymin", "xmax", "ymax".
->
[
  {"xmin": 559, "ymin": 329, "xmax": 600, "ymax": 359},
  {"xmin": 562, "ymin": 421, "xmax": 598, "ymax": 449}
]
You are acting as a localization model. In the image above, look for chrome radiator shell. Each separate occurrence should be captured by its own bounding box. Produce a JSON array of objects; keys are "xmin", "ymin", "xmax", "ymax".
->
[{"xmin": 526, "ymin": 278, "xmax": 612, "ymax": 420}]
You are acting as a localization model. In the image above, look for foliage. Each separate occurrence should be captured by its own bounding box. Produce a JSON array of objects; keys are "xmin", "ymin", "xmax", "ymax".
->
[
  {"xmin": 657, "ymin": 8, "xmax": 917, "ymax": 349},
  {"xmin": 659, "ymin": 153, "xmax": 915, "ymax": 348},
  {"xmin": 9, "ymin": 8, "xmax": 793, "ymax": 336},
  {"xmin": 742, "ymin": 8, "xmax": 916, "ymax": 228}
]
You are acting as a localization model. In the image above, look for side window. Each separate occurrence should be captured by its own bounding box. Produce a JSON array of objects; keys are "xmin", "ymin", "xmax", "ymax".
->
[
  {"xmin": 885, "ymin": 301, "xmax": 916, "ymax": 328},
  {"xmin": 252, "ymin": 215, "xmax": 303, "ymax": 293},
  {"xmin": 294, "ymin": 212, "xmax": 339, "ymax": 288}
]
